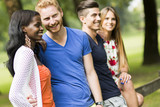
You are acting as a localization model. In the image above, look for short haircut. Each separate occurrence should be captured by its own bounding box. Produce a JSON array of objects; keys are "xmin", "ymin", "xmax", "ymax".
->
[
  {"xmin": 77, "ymin": 0, "xmax": 99, "ymax": 17},
  {"xmin": 35, "ymin": 0, "xmax": 61, "ymax": 12}
]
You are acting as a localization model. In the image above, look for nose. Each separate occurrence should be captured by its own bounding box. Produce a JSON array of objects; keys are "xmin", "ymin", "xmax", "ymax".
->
[
  {"xmin": 97, "ymin": 15, "xmax": 101, "ymax": 22},
  {"xmin": 108, "ymin": 19, "xmax": 112, "ymax": 23},
  {"xmin": 50, "ymin": 17, "xmax": 55, "ymax": 25},
  {"xmin": 40, "ymin": 26, "xmax": 44, "ymax": 31}
]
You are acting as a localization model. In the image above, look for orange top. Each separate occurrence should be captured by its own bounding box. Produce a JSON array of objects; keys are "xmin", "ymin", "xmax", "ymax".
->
[{"xmin": 38, "ymin": 65, "xmax": 55, "ymax": 107}]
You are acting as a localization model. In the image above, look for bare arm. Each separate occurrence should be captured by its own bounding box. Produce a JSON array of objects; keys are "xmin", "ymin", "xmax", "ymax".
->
[{"xmin": 83, "ymin": 53, "xmax": 103, "ymax": 107}]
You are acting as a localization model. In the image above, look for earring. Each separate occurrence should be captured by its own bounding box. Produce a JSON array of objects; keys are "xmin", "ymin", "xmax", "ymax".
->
[{"xmin": 25, "ymin": 34, "xmax": 31, "ymax": 48}]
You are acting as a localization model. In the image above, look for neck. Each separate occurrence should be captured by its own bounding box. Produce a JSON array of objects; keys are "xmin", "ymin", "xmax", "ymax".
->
[
  {"xmin": 47, "ymin": 25, "xmax": 66, "ymax": 41},
  {"xmin": 82, "ymin": 25, "xmax": 97, "ymax": 40},
  {"xmin": 46, "ymin": 26, "xmax": 67, "ymax": 46},
  {"xmin": 103, "ymin": 30, "xmax": 112, "ymax": 41},
  {"xmin": 25, "ymin": 40, "xmax": 35, "ymax": 50}
]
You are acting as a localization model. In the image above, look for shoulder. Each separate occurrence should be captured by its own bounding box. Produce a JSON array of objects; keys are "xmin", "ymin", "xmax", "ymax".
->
[
  {"xmin": 42, "ymin": 33, "xmax": 49, "ymax": 42},
  {"xmin": 15, "ymin": 46, "xmax": 34, "ymax": 58},
  {"xmin": 66, "ymin": 27, "xmax": 87, "ymax": 37}
]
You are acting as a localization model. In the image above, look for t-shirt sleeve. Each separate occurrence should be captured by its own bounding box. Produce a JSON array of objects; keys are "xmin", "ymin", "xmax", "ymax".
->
[
  {"xmin": 83, "ymin": 33, "xmax": 92, "ymax": 56},
  {"xmin": 9, "ymin": 48, "xmax": 34, "ymax": 107}
]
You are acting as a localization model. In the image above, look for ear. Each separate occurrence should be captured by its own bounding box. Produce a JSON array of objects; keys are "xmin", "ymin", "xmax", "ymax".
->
[
  {"xmin": 79, "ymin": 16, "xmax": 86, "ymax": 24},
  {"xmin": 60, "ymin": 8, "xmax": 63, "ymax": 17},
  {"xmin": 21, "ymin": 26, "xmax": 27, "ymax": 33}
]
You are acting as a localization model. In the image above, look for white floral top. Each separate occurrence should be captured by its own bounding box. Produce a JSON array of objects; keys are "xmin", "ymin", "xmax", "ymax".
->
[{"xmin": 104, "ymin": 40, "xmax": 119, "ymax": 83}]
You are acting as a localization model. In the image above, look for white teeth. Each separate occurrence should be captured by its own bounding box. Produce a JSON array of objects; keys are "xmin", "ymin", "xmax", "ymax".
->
[
  {"xmin": 39, "ymin": 33, "xmax": 43, "ymax": 35},
  {"xmin": 52, "ymin": 25, "xmax": 57, "ymax": 27},
  {"xmin": 51, "ymin": 23, "xmax": 58, "ymax": 27},
  {"xmin": 107, "ymin": 25, "xmax": 113, "ymax": 28}
]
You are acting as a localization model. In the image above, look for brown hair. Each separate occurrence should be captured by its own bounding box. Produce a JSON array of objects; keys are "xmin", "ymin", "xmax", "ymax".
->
[
  {"xmin": 77, "ymin": 0, "xmax": 99, "ymax": 17},
  {"xmin": 101, "ymin": 6, "xmax": 129, "ymax": 72},
  {"xmin": 35, "ymin": 0, "xmax": 61, "ymax": 12}
]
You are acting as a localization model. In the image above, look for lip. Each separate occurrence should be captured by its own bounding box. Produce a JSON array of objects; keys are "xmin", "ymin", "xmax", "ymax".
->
[
  {"xmin": 50, "ymin": 22, "xmax": 59, "ymax": 28},
  {"xmin": 50, "ymin": 25, "xmax": 58, "ymax": 30}
]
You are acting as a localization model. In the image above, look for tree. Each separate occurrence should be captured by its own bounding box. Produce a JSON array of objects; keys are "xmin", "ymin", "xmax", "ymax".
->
[
  {"xmin": 143, "ymin": 0, "xmax": 160, "ymax": 65},
  {"xmin": 4, "ymin": 0, "xmax": 22, "ymax": 19}
]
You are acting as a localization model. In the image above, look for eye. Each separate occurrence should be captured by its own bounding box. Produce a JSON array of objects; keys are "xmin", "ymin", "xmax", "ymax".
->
[
  {"xmin": 35, "ymin": 24, "xmax": 39, "ymax": 27},
  {"xmin": 91, "ymin": 13, "xmax": 97, "ymax": 17},
  {"xmin": 52, "ymin": 13, "xmax": 58, "ymax": 18},
  {"xmin": 99, "ymin": 13, "xmax": 101, "ymax": 17},
  {"xmin": 112, "ymin": 18, "xmax": 116, "ymax": 21},
  {"xmin": 105, "ymin": 17, "xmax": 109, "ymax": 20},
  {"xmin": 44, "ymin": 17, "xmax": 50, "ymax": 21},
  {"xmin": 35, "ymin": 22, "xmax": 41, "ymax": 27}
]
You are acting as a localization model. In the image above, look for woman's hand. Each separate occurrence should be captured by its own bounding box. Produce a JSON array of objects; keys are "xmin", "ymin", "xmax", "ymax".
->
[
  {"xmin": 119, "ymin": 72, "xmax": 131, "ymax": 85},
  {"xmin": 27, "ymin": 95, "xmax": 37, "ymax": 107}
]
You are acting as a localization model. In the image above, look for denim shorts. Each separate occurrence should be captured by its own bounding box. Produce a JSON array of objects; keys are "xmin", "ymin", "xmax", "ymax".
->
[{"xmin": 104, "ymin": 94, "xmax": 127, "ymax": 107}]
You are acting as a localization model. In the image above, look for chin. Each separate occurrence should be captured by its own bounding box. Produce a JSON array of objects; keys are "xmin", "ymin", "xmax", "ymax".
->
[
  {"xmin": 51, "ymin": 29, "xmax": 60, "ymax": 33},
  {"xmin": 94, "ymin": 28, "xmax": 100, "ymax": 31}
]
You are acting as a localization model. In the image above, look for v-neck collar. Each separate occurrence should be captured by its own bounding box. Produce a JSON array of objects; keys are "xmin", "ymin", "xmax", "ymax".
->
[
  {"xmin": 46, "ymin": 27, "xmax": 68, "ymax": 48},
  {"xmin": 86, "ymin": 33, "xmax": 100, "ymax": 46}
]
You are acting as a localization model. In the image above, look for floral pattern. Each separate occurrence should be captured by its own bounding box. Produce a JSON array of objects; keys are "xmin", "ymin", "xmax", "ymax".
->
[{"xmin": 104, "ymin": 40, "xmax": 119, "ymax": 83}]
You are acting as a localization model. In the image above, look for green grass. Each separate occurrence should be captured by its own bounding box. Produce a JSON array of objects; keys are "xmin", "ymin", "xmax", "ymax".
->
[
  {"xmin": 0, "ymin": 29, "xmax": 160, "ymax": 107},
  {"xmin": 142, "ymin": 89, "xmax": 160, "ymax": 107},
  {"xmin": 0, "ymin": 94, "xmax": 12, "ymax": 107},
  {"xmin": 0, "ymin": 51, "xmax": 12, "ymax": 106}
]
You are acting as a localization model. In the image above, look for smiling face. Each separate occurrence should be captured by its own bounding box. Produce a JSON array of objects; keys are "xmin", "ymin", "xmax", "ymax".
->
[
  {"xmin": 102, "ymin": 10, "xmax": 116, "ymax": 32},
  {"xmin": 82, "ymin": 8, "xmax": 101, "ymax": 31},
  {"xmin": 23, "ymin": 15, "xmax": 43, "ymax": 42},
  {"xmin": 39, "ymin": 5, "xmax": 63, "ymax": 34}
]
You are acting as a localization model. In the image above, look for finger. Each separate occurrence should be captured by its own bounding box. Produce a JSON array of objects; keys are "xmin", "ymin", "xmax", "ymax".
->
[
  {"xmin": 125, "ymin": 74, "xmax": 132, "ymax": 83},
  {"xmin": 119, "ymin": 73, "xmax": 125, "ymax": 83},
  {"xmin": 27, "ymin": 95, "xmax": 33, "ymax": 99},
  {"xmin": 28, "ymin": 98, "xmax": 37, "ymax": 103},
  {"xmin": 28, "ymin": 99, "xmax": 37, "ymax": 107},
  {"xmin": 120, "ymin": 72, "xmax": 128, "ymax": 84}
]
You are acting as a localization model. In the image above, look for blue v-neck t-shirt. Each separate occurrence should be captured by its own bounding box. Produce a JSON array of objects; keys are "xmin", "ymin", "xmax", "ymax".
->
[{"xmin": 39, "ymin": 27, "xmax": 94, "ymax": 107}]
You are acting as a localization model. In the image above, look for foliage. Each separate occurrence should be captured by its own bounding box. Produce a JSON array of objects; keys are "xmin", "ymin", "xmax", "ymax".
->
[
  {"xmin": 58, "ymin": 0, "xmax": 81, "ymax": 28},
  {"xmin": 0, "ymin": 1, "xmax": 9, "ymax": 51},
  {"xmin": 57, "ymin": 0, "xmax": 132, "ymax": 29},
  {"xmin": 0, "ymin": 0, "xmax": 159, "ymax": 51},
  {"xmin": 156, "ymin": 0, "xmax": 160, "ymax": 8}
]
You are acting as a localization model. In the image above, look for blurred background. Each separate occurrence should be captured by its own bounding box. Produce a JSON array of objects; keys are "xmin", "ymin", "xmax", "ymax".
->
[{"xmin": 0, "ymin": 0, "xmax": 160, "ymax": 106}]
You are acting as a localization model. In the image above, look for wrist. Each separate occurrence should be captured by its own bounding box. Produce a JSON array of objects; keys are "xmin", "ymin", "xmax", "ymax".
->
[{"xmin": 95, "ymin": 101, "xmax": 104, "ymax": 106}]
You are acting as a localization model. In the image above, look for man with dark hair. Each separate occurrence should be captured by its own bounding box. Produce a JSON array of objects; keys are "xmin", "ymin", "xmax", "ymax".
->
[{"xmin": 77, "ymin": 0, "xmax": 127, "ymax": 107}]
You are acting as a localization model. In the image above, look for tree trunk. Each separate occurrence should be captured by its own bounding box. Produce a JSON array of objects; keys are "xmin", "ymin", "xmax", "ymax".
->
[
  {"xmin": 4, "ymin": 0, "xmax": 22, "ymax": 19},
  {"xmin": 143, "ymin": 0, "xmax": 160, "ymax": 65}
]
